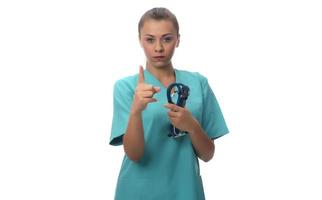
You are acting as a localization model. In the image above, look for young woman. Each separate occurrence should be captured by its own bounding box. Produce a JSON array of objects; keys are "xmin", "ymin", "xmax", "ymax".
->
[{"xmin": 110, "ymin": 7, "xmax": 229, "ymax": 200}]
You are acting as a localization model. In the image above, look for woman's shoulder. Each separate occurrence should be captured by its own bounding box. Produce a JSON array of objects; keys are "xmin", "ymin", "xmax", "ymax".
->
[
  {"xmin": 113, "ymin": 73, "xmax": 138, "ymax": 92},
  {"xmin": 177, "ymin": 68, "xmax": 208, "ymax": 83}
]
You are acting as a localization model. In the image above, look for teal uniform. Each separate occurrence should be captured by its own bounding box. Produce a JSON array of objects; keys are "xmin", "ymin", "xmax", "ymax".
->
[{"xmin": 110, "ymin": 68, "xmax": 229, "ymax": 200}]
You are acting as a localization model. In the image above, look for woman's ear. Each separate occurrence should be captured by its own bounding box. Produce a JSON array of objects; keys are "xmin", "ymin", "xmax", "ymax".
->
[
  {"xmin": 138, "ymin": 34, "xmax": 143, "ymax": 47},
  {"xmin": 176, "ymin": 34, "xmax": 180, "ymax": 47}
]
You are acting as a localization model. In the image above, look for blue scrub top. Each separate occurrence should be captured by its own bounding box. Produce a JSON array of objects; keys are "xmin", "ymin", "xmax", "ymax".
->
[{"xmin": 110, "ymin": 68, "xmax": 229, "ymax": 200}]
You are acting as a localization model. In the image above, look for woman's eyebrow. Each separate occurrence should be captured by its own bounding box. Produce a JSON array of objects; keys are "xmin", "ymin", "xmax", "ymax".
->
[
  {"xmin": 162, "ymin": 33, "xmax": 174, "ymax": 37},
  {"xmin": 143, "ymin": 33, "xmax": 174, "ymax": 37}
]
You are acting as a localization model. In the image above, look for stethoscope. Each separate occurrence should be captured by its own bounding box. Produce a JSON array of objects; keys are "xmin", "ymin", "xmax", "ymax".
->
[{"xmin": 166, "ymin": 83, "xmax": 190, "ymax": 138}]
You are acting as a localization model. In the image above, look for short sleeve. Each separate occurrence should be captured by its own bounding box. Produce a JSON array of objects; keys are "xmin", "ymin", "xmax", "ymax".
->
[
  {"xmin": 200, "ymin": 75, "xmax": 229, "ymax": 140},
  {"xmin": 109, "ymin": 79, "xmax": 134, "ymax": 146}
]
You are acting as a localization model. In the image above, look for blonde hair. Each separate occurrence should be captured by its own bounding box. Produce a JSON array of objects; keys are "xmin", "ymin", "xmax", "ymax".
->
[{"xmin": 138, "ymin": 7, "xmax": 180, "ymax": 36}]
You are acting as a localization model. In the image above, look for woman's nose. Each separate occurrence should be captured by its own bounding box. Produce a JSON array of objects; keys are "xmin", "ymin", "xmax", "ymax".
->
[{"xmin": 154, "ymin": 41, "xmax": 164, "ymax": 52}]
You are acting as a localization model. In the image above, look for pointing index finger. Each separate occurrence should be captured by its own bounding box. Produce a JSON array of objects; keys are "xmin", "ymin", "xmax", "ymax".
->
[{"xmin": 138, "ymin": 65, "xmax": 145, "ymax": 84}]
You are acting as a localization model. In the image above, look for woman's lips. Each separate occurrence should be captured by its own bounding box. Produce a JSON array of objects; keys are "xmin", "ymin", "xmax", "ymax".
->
[{"xmin": 153, "ymin": 56, "xmax": 166, "ymax": 60}]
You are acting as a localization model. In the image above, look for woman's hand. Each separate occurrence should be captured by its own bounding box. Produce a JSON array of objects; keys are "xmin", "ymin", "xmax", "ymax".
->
[
  {"xmin": 131, "ymin": 66, "xmax": 161, "ymax": 114},
  {"xmin": 165, "ymin": 103, "xmax": 215, "ymax": 162},
  {"xmin": 164, "ymin": 103, "xmax": 197, "ymax": 133}
]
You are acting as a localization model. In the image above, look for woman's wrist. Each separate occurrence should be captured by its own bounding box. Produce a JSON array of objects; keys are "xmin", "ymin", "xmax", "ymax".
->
[
  {"xmin": 130, "ymin": 105, "xmax": 143, "ymax": 115},
  {"xmin": 187, "ymin": 118, "xmax": 200, "ymax": 134}
]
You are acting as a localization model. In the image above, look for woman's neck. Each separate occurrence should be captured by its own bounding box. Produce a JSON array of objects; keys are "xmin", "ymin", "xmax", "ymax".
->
[{"xmin": 146, "ymin": 62, "xmax": 175, "ymax": 82}]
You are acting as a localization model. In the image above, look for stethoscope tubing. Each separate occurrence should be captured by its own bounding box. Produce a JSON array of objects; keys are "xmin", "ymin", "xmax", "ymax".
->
[{"xmin": 166, "ymin": 83, "xmax": 190, "ymax": 138}]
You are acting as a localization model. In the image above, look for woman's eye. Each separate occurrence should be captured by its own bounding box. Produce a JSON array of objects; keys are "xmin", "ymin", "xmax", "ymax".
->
[
  {"xmin": 146, "ymin": 38, "xmax": 154, "ymax": 43},
  {"xmin": 163, "ymin": 37, "xmax": 173, "ymax": 42}
]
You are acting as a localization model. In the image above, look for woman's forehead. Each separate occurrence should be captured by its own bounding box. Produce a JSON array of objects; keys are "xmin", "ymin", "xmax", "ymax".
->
[{"xmin": 140, "ymin": 19, "xmax": 176, "ymax": 36}]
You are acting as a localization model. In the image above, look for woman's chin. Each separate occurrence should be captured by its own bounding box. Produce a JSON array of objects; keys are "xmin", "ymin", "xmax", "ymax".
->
[{"xmin": 149, "ymin": 60, "xmax": 171, "ymax": 68}]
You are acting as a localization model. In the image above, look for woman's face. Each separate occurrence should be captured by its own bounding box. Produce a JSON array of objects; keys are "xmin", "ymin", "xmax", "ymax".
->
[{"xmin": 139, "ymin": 19, "xmax": 180, "ymax": 69}]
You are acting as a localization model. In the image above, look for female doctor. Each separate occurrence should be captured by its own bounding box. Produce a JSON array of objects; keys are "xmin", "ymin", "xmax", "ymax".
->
[{"xmin": 110, "ymin": 7, "xmax": 229, "ymax": 200}]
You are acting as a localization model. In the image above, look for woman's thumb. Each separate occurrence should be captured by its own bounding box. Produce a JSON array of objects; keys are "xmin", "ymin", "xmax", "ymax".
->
[{"xmin": 153, "ymin": 86, "xmax": 161, "ymax": 93}]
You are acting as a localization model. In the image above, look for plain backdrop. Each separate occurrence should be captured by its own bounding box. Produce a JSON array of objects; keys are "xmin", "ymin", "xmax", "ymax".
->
[{"xmin": 1, "ymin": 0, "xmax": 321, "ymax": 199}]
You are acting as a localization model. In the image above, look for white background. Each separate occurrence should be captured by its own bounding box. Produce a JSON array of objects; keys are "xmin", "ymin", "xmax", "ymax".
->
[{"xmin": 1, "ymin": 0, "xmax": 321, "ymax": 199}]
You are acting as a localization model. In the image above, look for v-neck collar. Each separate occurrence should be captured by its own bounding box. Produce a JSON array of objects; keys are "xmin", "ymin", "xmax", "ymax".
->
[{"xmin": 144, "ymin": 68, "xmax": 179, "ymax": 89}]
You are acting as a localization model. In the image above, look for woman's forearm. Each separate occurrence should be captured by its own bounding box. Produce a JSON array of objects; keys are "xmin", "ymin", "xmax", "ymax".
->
[
  {"xmin": 123, "ymin": 110, "xmax": 145, "ymax": 162},
  {"xmin": 188, "ymin": 119, "xmax": 215, "ymax": 162}
]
